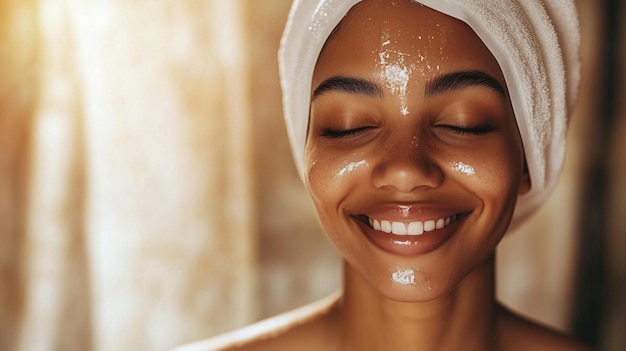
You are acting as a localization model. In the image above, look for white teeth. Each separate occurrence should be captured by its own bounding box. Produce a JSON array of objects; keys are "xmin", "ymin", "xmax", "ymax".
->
[
  {"xmin": 368, "ymin": 215, "xmax": 458, "ymax": 235},
  {"xmin": 424, "ymin": 220, "xmax": 435, "ymax": 232},
  {"xmin": 407, "ymin": 221, "xmax": 424, "ymax": 235},
  {"xmin": 391, "ymin": 222, "xmax": 407, "ymax": 235},
  {"xmin": 373, "ymin": 219, "xmax": 381, "ymax": 231},
  {"xmin": 381, "ymin": 220, "xmax": 392, "ymax": 233},
  {"xmin": 436, "ymin": 218, "xmax": 445, "ymax": 229}
]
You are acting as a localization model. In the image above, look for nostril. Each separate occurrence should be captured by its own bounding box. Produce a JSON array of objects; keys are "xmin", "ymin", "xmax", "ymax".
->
[{"xmin": 371, "ymin": 153, "xmax": 443, "ymax": 192}]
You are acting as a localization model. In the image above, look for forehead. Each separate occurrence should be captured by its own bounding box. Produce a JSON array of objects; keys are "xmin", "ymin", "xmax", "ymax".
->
[{"xmin": 313, "ymin": 0, "xmax": 506, "ymax": 89}]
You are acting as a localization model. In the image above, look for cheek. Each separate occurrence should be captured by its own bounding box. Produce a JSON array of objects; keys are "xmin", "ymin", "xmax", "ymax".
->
[
  {"xmin": 305, "ymin": 145, "xmax": 370, "ymax": 205},
  {"xmin": 304, "ymin": 146, "xmax": 370, "ymax": 252},
  {"xmin": 305, "ymin": 146, "xmax": 373, "ymax": 247},
  {"xmin": 448, "ymin": 140, "xmax": 524, "ymax": 215}
]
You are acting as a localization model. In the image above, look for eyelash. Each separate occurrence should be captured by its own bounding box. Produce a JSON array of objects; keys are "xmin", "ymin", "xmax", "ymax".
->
[
  {"xmin": 436, "ymin": 124, "xmax": 494, "ymax": 136},
  {"xmin": 319, "ymin": 124, "xmax": 493, "ymax": 139},
  {"xmin": 320, "ymin": 126, "xmax": 374, "ymax": 139}
]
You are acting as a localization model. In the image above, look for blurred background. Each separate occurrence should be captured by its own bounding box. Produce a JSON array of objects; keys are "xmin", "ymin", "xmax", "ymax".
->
[{"xmin": 0, "ymin": 0, "xmax": 623, "ymax": 350}]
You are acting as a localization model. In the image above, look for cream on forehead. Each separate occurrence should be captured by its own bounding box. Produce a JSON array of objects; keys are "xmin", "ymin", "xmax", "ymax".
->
[
  {"xmin": 369, "ymin": 12, "xmax": 447, "ymax": 117},
  {"xmin": 376, "ymin": 30, "xmax": 412, "ymax": 116}
]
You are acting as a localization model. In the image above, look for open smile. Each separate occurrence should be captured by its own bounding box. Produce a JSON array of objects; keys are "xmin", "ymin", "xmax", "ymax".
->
[{"xmin": 354, "ymin": 212, "xmax": 467, "ymax": 255}]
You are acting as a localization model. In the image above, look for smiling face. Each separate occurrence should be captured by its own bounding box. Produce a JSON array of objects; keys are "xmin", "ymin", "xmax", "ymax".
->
[{"xmin": 305, "ymin": 0, "xmax": 530, "ymax": 301}]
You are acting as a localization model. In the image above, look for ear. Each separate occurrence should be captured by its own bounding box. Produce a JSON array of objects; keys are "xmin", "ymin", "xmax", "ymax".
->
[{"xmin": 518, "ymin": 161, "xmax": 531, "ymax": 195}]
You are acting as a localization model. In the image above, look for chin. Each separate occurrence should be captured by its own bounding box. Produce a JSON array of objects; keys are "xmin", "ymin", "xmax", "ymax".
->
[
  {"xmin": 346, "ymin": 255, "xmax": 458, "ymax": 303},
  {"xmin": 383, "ymin": 267, "xmax": 454, "ymax": 302},
  {"xmin": 351, "ymin": 250, "xmax": 492, "ymax": 304}
]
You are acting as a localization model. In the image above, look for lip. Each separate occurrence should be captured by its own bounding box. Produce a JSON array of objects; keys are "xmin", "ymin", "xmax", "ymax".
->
[{"xmin": 352, "ymin": 206, "xmax": 467, "ymax": 255}]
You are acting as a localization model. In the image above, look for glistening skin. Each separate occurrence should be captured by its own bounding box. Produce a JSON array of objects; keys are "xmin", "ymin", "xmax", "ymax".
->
[{"xmin": 305, "ymin": 0, "xmax": 529, "ymax": 303}]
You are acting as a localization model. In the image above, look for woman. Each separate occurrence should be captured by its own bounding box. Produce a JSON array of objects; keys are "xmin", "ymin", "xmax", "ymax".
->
[{"xmin": 175, "ymin": 0, "xmax": 588, "ymax": 350}]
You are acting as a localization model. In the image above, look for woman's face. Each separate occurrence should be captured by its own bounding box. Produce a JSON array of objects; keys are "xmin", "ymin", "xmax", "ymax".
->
[{"xmin": 306, "ymin": 0, "xmax": 530, "ymax": 301}]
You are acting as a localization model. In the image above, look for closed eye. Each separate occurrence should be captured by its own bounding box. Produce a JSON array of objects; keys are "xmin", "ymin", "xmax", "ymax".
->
[
  {"xmin": 320, "ymin": 126, "xmax": 376, "ymax": 139},
  {"xmin": 435, "ymin": 124, "xmax": 495, "ymax": 136}
]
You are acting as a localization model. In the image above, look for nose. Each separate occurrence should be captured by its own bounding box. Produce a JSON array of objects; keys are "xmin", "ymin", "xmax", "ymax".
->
[{"xmin": 371, "ymin": 138, "xmax": 444, "ymax": 193}]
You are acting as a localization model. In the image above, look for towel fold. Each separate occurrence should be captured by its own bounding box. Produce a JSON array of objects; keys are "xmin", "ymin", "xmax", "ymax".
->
[{"xmin": 279, "ymin": 0, "xmax": 580, "ymax": 230}]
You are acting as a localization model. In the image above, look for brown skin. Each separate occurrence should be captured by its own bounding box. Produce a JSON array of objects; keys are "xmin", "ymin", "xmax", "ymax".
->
[{"xmin": 226, "ymin": 1, "xmax": 592, "ymax": 350}]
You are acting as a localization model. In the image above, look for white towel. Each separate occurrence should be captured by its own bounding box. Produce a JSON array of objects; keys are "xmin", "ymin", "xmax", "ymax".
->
[{"xmin": 279, "ymin": 0, "xmax": 580, "ymax": 230}]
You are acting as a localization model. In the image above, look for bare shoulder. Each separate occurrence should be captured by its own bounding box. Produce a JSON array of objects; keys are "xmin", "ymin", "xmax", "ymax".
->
[
  {"xmin": 170, "ymin": 291, "xmax": 342, "ymax": 351},
  {"xmin": 497, "ymin": 305, "xmax": 595, "ymax": 351}
]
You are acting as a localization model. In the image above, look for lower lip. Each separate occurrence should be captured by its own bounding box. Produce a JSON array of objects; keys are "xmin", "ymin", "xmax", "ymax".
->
[{"xmin": 356, "ymin": 217, "xmax": 459, "ymax": 255}]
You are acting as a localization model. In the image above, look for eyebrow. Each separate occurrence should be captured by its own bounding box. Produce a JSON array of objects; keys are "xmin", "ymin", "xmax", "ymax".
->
[
  {"xmin": 425, "ymin": 70, "xmax": 506, "ymax": 97},
  {"xmin": 311, "ymin": 70, "xmax": 505, "ymax": 101},
  {"xmin": 312, "ymin": 76, "xmax": 383, "ymax": 100}
]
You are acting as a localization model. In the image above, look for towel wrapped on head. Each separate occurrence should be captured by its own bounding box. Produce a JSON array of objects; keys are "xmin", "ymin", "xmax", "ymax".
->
[{"xmin": 279, "ymin": 0, "xmax": 580, "ymax": 231}]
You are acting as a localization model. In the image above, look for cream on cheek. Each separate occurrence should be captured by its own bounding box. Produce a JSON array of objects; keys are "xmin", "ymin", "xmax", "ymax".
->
[
  {"xmin": 450, "ymin": 161, "xmax": 476, "ymax": 176},
  {"xmin": 448, "ymin": 149, "xmax": 522, "ymax": 215},
  {"xmin": 450, "ymin": 156, "xmax": 498, "ymax": 191},
  {"xmin": 305, "ymin": 146, "xmax": 371, "ymax": 202},
  {"xmin": 336, "ymin": 158, "xmax": 369, "ymax": 177}
]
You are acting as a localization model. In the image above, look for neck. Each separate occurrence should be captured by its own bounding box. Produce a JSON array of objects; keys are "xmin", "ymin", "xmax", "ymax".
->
[{"xmin": 336, "ymin": 257, "xmax": 499, "ymax": 351}]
